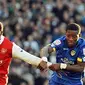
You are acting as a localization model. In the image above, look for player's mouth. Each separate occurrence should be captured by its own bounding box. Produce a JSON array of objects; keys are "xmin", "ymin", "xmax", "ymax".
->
[{"xmin": 67, "ymin": 41, "xmax": 74, "ymax": 46}]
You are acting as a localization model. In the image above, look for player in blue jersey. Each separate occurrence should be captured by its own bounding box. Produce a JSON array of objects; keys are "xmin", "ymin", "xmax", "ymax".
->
[{"xmin": 40, "ymin": 23, "xmax": 85, "ymax": 85}]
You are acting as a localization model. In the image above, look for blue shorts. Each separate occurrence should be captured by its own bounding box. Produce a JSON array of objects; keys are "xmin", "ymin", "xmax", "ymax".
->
[
  {"xmin": 49, "ymin": 79, "xmax": 83, "ymax": 85},
  {"xmin": 49, "ymin": 74, "xmax": 83, "ymax": 85}
]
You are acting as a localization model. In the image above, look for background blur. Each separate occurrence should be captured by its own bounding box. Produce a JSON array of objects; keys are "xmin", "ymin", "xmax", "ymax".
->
[{"xmin": 0, "ymin": 0, "xmax": 85, "ymax": 85}]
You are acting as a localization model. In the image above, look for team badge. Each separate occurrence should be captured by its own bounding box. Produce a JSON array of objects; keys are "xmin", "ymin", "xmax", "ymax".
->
[
  {"xmin": 71, "ymin": 50, "xmax": 76, "ymax": 56},
  {"xmin": 0, "ymin": 48, "xmax": 7, "ymax": 54}
]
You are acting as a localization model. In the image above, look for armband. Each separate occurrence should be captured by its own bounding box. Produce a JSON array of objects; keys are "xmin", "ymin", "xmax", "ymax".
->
[
  {"xmin": 53, "ymin": 48, "xmax": 56, "ymax": 51},
  {"xmin": 60, "ymin": 63, "xmax": 67, "ymax": 69}
]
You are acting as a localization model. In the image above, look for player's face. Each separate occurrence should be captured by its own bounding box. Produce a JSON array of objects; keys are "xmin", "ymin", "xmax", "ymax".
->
[{"xmin": 66, "ymin": 30, "xmax": 79, "ymax": 47}]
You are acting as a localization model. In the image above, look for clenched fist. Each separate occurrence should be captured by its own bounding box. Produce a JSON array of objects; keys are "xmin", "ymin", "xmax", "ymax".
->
[
  {"xmin": 49, "ymin": 64, "xmax": 60, "ymax": 71},
  {"xmin": 37, "ymin": 60, "xmax": 47, "ymax": 71}
]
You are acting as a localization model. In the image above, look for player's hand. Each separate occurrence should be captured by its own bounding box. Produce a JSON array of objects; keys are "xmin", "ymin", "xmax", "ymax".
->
[
  {"xmin": 37, "ymin": 57, "xmax": 48, "ymax": 71},
  {"xmin": 49, "ymin": 64, "xmax": 60, "ymax": 71},
  {"xmin": 37, "ymin": 60, "xmax": 47, "ymax": 71}
]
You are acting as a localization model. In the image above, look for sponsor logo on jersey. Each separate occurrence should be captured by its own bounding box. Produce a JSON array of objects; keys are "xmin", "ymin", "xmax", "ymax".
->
[
  {"xmin": 61, "ymin": 58, "xmax": 74, "ymax": 64},
  {"xmin": 71, "ymin": 50, "xmax": 76, "ymax": 56},
  {"xmin": 63, "ymin": 48, "xmax": 68, "ymax": 50},
  {"xmin": 55, "ymin": 40, "xmax": 61, "ymax": 45},
  {"xmin": 0, "ymin": 48, "xmax": 7, "ymax": 54}
]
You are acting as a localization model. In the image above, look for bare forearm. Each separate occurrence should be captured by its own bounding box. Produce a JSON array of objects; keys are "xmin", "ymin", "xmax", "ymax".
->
[
  {"xmin": 40, "ymin": 48, "xmax": 47, "ymax": 57},
  {"xmin": 40, "ymin": 45, "xmax": 50, "ymax": 57},
  {"xmin": 49, "ymin": 63, "xmax": 84, "ymax": 72},
  {"xmin": 66, "ymin": 64, "xmax": 84, "ymax": 72},
  {"xmin": 40, "ymin": 44, "xmax": 53, "ymax": 57}
]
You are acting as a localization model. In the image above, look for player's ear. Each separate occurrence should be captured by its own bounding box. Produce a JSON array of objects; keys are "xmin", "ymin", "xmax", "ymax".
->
[{"xmin": 79, "ymin": 34, "xmax": 81, "ymax": 37}]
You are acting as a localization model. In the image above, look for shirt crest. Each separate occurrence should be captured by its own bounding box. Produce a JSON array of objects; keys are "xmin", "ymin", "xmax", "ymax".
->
[
  {"xmin": 71, "ymin": 50, "xmax": 76, "ymax": 56},
  {"xmin": 0, "ymin": 48, "xmax": 7, "ymax": 54}
]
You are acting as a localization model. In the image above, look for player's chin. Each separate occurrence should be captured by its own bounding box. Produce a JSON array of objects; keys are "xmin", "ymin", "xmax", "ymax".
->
[{"xmin": 68, "ymin": 43, "xmax": 74, "ymax": 47}]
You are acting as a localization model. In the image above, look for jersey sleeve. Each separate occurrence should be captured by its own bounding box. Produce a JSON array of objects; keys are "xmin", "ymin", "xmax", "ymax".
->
[
  {"xmin": 12, "ymin": 43, "xmax": 42, "ymax": 66},
  {"xmin": 50, "ymin": 39, "xmax": 61, "ymax": 51},
  {"xmin": 77, "ymin": 47, "xmax": 85, "ymax": 63}
]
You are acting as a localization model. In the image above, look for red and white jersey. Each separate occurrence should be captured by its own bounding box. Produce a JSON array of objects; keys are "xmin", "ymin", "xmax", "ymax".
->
[
  {"xmin": 0, "ymin": 35, "xmax": 52, "ymax": 85},
  {"xmin": 0, "ymin": 35, "xmax": 13, "ymax": 85},
  {"xmin": 0, "ymin": 35, "xmax": 43, "ymax": 85}
]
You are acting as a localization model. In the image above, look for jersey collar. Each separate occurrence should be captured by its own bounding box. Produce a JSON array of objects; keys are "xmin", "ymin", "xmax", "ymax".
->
[{"xmin": 0, "ymin": 35, "xmax": 4, "ymax": 44}]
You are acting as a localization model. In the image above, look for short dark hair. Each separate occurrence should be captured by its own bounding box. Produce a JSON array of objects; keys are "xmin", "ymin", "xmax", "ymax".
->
[{"xmin": 66, "ymin": 23, "xmax": 81, "ymax": 34}]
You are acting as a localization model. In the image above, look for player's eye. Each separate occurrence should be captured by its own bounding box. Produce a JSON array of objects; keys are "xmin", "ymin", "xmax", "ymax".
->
[
  {"xmin": 67, "ymin": 34, "xmax": 77, "ymax": 38},
  {"xmin": 73, "ymin": 35, "xmax": 77, "ymax": 38},
  {"xmin": 66, "ymin": 34, "xmax": 71, "ymax": 38},
  {"xmin": 71, "ymin": 34, "xmax": 77, "ymax": 39}
]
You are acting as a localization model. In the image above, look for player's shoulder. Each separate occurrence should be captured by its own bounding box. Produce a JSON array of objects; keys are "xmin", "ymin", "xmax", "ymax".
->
[
  {"xmin": 79, "ymin": 38, "xmax": 85, "ymax": 56},
  {"xmin": 4, "ymin": 36, "xmax": 10, "ymax": 41},
  {"xmin": 52, "ymin": 36, "xmax": 65, "ymax": 46},
  {"xmin": 78, "ymin": 38, "xmax": 85, "ymax": 46},
  {"xmin": 3, "ymin": 36, "xmax": 13, "ymax": 44},
  {"xmin": 77, "ymin": 38, "xmax": 85, "ymax": 52},
  {"xmin": 59, "ymin": 36, "xmax": 66, "ymax": 41}
]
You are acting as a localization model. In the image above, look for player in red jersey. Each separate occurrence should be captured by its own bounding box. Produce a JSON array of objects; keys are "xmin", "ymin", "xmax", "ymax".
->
[{"xmin": 0, "ymin": 22, "xmax": 51, "ymax": 85}]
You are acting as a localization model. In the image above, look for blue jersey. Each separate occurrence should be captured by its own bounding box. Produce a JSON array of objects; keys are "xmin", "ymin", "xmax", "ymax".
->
[{"xmin": 50, "ymin": 36, "xmax": 85, "ymax": 83}]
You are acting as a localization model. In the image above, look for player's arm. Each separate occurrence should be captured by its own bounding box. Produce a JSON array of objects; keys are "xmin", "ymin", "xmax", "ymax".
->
[
  {"xmin": 49, "ymin": 57, "xmax": 85, "ymax": 72},
  {"xmin": 66, "ymin": 63, "xmax": 85, "ymax": 72},
  {"xmin": 49, "ymin": 62, "xmax": 85, "ymax": 72},
  {"xmin": 64, "ymin": 49, "xmax": 85, "ymax": 72},
  {"xmin": 40, "ymin": 39, "xmax": 61, "ymax": 58},
  {"xmin": 40, "ymin": 44, "xmax": 55, "ymax": 57},
  {"xmin": 12, "ymin": 43, "xmax": 49, "ymax": 70}
]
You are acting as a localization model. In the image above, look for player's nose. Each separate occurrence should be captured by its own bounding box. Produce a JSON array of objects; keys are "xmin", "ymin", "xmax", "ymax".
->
[{"xmin": 69, "ymin": 36, "xmax": 73, "ymax": 41}]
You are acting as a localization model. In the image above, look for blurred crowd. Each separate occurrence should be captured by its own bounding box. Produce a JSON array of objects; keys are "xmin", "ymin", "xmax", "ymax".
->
[{"xmin": 0, "ymin": 0, "xmax": 85, "ymax": 85}]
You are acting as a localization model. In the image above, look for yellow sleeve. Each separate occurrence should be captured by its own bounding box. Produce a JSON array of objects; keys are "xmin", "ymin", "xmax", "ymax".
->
[
  {"xmin": 77, "ymin": 57, "xmax": 82, "ymax": 63},
  {"xmin": 53, "ymin": 48, "xmax": 56, "ymax": 51}
]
